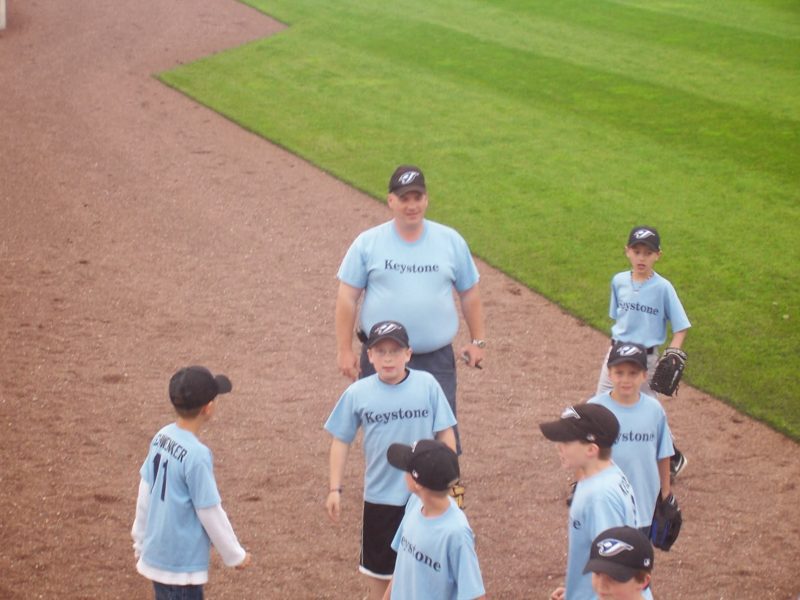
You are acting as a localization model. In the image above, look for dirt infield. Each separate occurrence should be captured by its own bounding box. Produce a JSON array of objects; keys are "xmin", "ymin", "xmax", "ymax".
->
[{"xmin": 1, "ymin": 1, "xmax": 798, "ymax": 598}]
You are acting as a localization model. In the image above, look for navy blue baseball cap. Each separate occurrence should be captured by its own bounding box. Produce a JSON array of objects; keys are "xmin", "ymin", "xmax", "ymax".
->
[
  {"xmin": 607, "ymin": 342, "xmax": 648, "ymax": 371},
  {"xmin": 388, "ymin": 165, "xmax": 426, "ymax": 196},
  {"xmin": 387, "ymin": 439, "xmax": 460, "ymax": 491},
  {"xmin": 539, "ymin": 404, "xmax": 620, "ymax": 448},
  {"xmin": 627, "ymin": 226, "xmax": 660, "ymax": 251},
  {"xmin": 169, "ymin": 366, "xmax": 232, "ymax": 409},
  {"xmin": 584, "ymin": 526, "xmax": 654, "ymax": 581}
]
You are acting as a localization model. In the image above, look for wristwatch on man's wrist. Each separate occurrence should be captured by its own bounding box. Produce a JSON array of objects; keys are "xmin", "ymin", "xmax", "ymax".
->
[{"xmin": 471, "ymin": 339, "xmax": 487, "ymax": 349}]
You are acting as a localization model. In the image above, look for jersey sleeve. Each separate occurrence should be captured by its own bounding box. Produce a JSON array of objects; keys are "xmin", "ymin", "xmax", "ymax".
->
[
  {"xmin": 608, "ymin": 277, "xmax": 618, "ymax": 320},
  {"xmin": 451, "ymin": 232, "xmax": 480, "ymax": 293},
  {"xmin": 337, "ymin": 233, "xmax": 369, "ymax": 289},
  {"xmin": 663, "ymin": 281, "xmax": 691, "ymax": 333},
  {"xmin": 185, "ymin": 448, "xmax": 222, "ymax": 510},
  {"xmin": 656, "ymin": 409, "xmax": 675, "ymax": 460},
  {"xmin": 430, "ymin": 377, "xmax": 457, "ymax": 432},
  {"xmin": 449, "ymin": 528, "xmax": 486, "ymax": 600},
  {"xmin": 323, "ymin": 387, "xmax": 360, "ymax": 443}
]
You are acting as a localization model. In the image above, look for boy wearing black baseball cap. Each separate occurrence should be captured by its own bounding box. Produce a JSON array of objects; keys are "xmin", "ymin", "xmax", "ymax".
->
[
  {"xmin": 540, "ymin": 404, "xmax": 649, "ymax": 600},
  {"xmin": 588, "ymin": 343, "xmax": 676, "ymax": 538},
  {"xmin": 325, "ymin": 322, "xmax": 457, "ymax": 600},
  {"xmin": 383, "ymin": 440, "xmax": 485, "ymax": 600},
  {"xmin": 131, "ymin": 366, "xmax": 250, "ymax": 599},
  {"xmin": 584, "ymin": 526, "xmax": 654, "ymax": 599}
]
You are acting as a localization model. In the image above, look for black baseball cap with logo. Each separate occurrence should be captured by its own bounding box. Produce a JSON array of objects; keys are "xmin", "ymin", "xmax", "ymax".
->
[
  {"xmin": 367, "ymin": 320, "xmax": 410, "ymax": 349},
  {"xmin": 388, "ymin": 165, "xmax": 426, "ymax": 196},
  {"xmin": 539, "ymin": 404, "xmax": 620, "ymax": 448},
  {"xmin": 627, "ymin": 226, "xmax": 660, "ymax": 251},
  {"xmin": 607, "ymin": 342, "xmax": 648, "ymax": 371},
  {"xmin": 387, "ymin": 439, "xmax": 460, "ymax": 491},
  {"xmin": 169, "ymin": 366, "xmax": 232, "ymax": 409},
  {"xmin": 583, "ymin": 526, "xmax": 654, "ymax": 581}
]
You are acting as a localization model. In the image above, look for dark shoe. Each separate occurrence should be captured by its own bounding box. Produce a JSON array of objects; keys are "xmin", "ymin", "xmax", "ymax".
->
[{"xmin": 670, "ymin": 452, "xmax": 688, "ymax": 479}]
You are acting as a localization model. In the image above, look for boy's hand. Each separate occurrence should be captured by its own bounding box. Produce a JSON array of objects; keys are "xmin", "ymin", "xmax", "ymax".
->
[
  {"xmin": 235, "ymin": 553, "xmax": 251, "ymax": 570},
  {"xmin": 325, "ymin": 490, "xmax": 341, "ymax": 523},
  {"xmin": 550, "ymin": 586, "xmax": 565, "ymax": 600}
]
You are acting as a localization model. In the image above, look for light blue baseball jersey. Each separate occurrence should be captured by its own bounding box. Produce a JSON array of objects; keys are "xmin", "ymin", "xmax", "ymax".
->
[
  {"xmin": 324, "ymin": 369, "xmax": 457, "ymax": 505},
  {"xmin": 588, "ymin": 392, "xmax": 674, "ymax": 527},
  {"xmin": 566, "ymin": 463, "xmax": 652, "ymax": 600},
  {"xmin": 138, "ymin": 423, "xmax": 221, "ymax": 573},
  {"xmin": 390, "ymin": 495, "xmax": 485, "ymax": 600},
  {"xmin": 337, "ymin": 220, "xmax": 480, "ymax": 353},
  {"xmin": 609, "ymin": 271, "xmax": 690, "ymax": 349}
]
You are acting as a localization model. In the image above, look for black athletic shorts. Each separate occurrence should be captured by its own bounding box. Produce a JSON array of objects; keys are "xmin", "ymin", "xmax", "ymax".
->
[{"xmin": 359, "ymin": 501, "xmax": 406, "ymax": 579}]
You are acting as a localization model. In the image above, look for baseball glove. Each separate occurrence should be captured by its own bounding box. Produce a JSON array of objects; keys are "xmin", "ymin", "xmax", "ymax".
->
[
  {"xmin": 450, "ymin": 481, "xmax": 466, "ymax": 510},
  {"xmin": 649, "ymin": 492, "xmax": 682, "ymax": 551},
  {"xmin": 650, "ymin": 347, "xmax": 687, "ymax": 396}
]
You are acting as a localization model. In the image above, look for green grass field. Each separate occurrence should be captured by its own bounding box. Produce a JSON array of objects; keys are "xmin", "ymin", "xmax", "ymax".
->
[{"xmin": 159, "ymin": 0, "xmax": 800, "ymax": 439}]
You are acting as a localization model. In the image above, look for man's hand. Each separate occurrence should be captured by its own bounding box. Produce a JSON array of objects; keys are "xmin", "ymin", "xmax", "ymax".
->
[
  {"xmin": 337, "ymin": 348, "xmax": 359, "ymax": 381},
  {"xmin": 459, "ymin": 343, "xmax": 485, "ymax": 369},
  {"xmin": 550, "ymin": 586, "xmax": 565, "ymax": 600}
]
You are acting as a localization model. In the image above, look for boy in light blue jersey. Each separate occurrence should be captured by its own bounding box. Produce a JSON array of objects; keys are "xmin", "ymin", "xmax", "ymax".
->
[
  {"xmin": 596, "ymin": 226, "xmax": 691, "ymax": 477},
  {"xmin": 325, "ymin": 321, "xmax": 457, "ymax": 600},
  {"xmin": 589, "ymin": 343, "xmax": 675, "ymax": 532},
  {"xmin": 540, "ymin": 404, "xmax": 651, "ymax": 600},
  {"xmin": 131, "ymin": 366, "xmax": 250, "ymax": 599},
  {"xmin": 383, "ymin": 440, "xmax": 485, "ymax": 600}
]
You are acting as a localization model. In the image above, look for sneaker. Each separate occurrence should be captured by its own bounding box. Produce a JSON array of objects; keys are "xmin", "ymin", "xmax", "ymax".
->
[{"xmin": 670, "ymin": 452, "xmax": 688, "ymax": 479}]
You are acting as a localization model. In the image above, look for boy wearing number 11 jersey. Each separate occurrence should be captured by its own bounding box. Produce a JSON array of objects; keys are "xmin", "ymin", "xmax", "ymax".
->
[{"xmin": 131, "ymin": 366, "xmax": 250, "ymax": 599}]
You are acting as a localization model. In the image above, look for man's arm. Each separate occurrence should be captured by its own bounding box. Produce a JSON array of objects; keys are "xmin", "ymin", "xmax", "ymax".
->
[
  {"xmin": 658, "ymin": 456, "xmax": 671, "ymax": 500},
  {"xmin": 131, "ymin": 478, "xmax": 150, "ymax": 558},
  {"xmin": 335, "ymin": 282, "xmax": 364, "ymax": 380},
  {"xmin": 435, "ymin": 427, "xmax": 457, "ymax": 453},
  {"xmin": 326, "ymin": 437, "xmax": 351, "ymax": 523},
  {"xmin": 458, "ymin": 284, "xmax": 486, "ymax": 368}
]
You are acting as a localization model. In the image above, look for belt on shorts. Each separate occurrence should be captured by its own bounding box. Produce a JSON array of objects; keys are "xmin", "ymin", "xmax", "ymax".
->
[{"xmin": 612, "ymin": 339, "xmax": 655, "ymax": 355}]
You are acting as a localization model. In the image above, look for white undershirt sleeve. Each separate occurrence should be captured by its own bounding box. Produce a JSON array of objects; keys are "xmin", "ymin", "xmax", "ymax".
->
[
  {"xmin": 131, "ymin": 479, "xmax": 150, "ymax": 559},
  {"xmin": 196, "ymin": 504, "xmax": 247, "ymax": 567}
]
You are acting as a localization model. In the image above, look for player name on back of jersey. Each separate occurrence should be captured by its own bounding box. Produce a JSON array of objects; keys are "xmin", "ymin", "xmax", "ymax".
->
[
  {"xmin": 384, "ymin": 259, "xmax": 440, "ymax": 274},
  {"xmin": 617, "ymin": 300, "xmax": 660, "ymax": 315},
  {"xmin": 152, "ymin": 433, "xmax": 188, "ymax": 462},
  {"xmin": 363, "ymin": 408, "xmax": 430, "ymax": 425}
]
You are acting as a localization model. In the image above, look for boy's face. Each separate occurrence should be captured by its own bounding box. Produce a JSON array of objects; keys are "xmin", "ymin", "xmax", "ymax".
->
[
  {"xmin": 625, "ymin": 243, "xmax": 661, "ymax": 277},
  {"xmin": 608, "ymin": 363, "xmax": 648, "ymax": 398},
  {"xmin": 556, "ymin": 440, "xmax": 595, "ymax": 471},
  {"xmin": 367, "ymin": 339, "xmax": 412, "ymax": 384},
  {"xmin": 591, "ymin": 571, "xmax": 650, "ymax": 600}
]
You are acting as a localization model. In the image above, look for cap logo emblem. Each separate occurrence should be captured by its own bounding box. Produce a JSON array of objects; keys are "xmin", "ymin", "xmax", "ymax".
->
[
  {"xmin": 633, "ymin": 229, "xmax": 655, "ymax": 239},
  {"xmin": 617, "ymin": 345, "xmax": 641, "ymax": 357},
  {"xmin": 398, "ymin": 171, "xmax": 420, "ymax": 185},
  {"xmin": 375, "ymin": 323, "xmax": 402, "ymax": 336},
  {"xmin": 597, "ymin": 538, "xmax": 634, "ymax": 557},
  {"xmin": 561, "ymin": 406, "xmax": 580, "ymax": 420},
  {"xmin": 411, "ymin": 469, "xmax": 420, "ymax": 480},
  {"xmin": 643, "ymin": 558, "xmax": 651, "ymax": 567}
]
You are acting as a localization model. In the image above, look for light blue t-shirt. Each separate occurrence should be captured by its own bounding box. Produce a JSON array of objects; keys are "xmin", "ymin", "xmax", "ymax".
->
[
  {"xmin": 609, "ymin": 271, "xmax": 691, "ymax": 349},
  {"xmin": 337, "ymin": 220, "xmax": 480, "ymax": 353},
  {"xmin": 565, "ymin": 463, "xmax": 651, "ymax": 600},
  {"xmin": 139, "ymin": 423, "xmax": 221, "ymax": 573},
  {"xmin": 588, "ymin": 392, "xmax": 674, "ymax": 527},
  {"xmin": 390, "ymin": 495, "xmax": 485, "ymax": 600},
  {"xmin": 324, "ymin": 369, "xmax": 457, "ymax": 505}
]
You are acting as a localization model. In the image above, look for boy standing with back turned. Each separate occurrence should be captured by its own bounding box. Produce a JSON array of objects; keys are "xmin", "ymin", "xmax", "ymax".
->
[
  {"xmin": 325, "ymin": 321, "xmax": 457, "ymax": 600},
  {"xmin": 596, "ymin": 226, "xmax": 691, "ymax": 478},
  {"xmin": 131, "ymin": 366, "xmax": 250, "ymax": 600}
]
